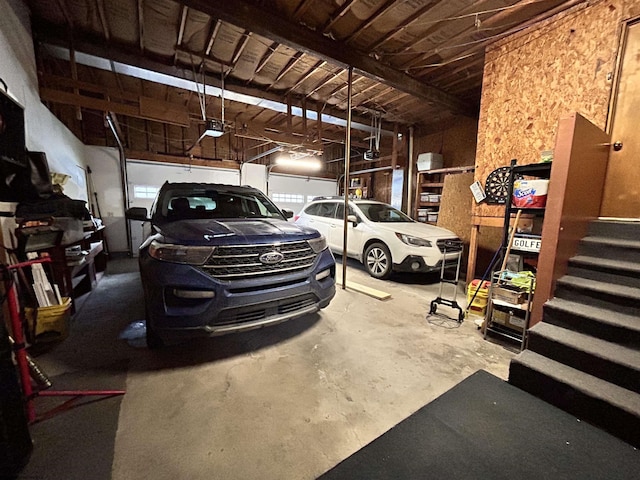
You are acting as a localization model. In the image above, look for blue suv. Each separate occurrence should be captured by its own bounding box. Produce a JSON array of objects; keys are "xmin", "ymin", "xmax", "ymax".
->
[{"xmin": 126, "ymin": 182, "xmax": 336, "ymax": 347}]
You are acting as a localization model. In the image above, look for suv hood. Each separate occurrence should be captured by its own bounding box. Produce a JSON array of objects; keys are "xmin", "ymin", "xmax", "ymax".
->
[
  {"xmin": 156, "ymin": 218, "xmax": 320, "ymax": 245},
  {"xmin": 373, "ymin": 221, "xmax": 457, "ymax": 239}
]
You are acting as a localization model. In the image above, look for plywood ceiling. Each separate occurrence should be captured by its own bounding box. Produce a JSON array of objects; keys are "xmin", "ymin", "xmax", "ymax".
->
[{"xmin": 27, "ymin": 0, "xmax": 582, "ymax": 158}]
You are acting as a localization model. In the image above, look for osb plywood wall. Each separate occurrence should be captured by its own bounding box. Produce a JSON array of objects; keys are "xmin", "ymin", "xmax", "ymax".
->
[
  {"xmin": 474, "ymin": 0, "xmax": 640, "ymax": 219},
  {"xmin": 438, "ymin": 172, "xmax": 474, "ymax": 241},
  {"xmin": 414, "ymin": 116, "xmax": 478, "ymax": 169}
]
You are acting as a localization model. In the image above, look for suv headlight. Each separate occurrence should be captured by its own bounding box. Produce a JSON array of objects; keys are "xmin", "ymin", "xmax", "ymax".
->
[
  {"xmin": 148, "ymin": 240, "xmax": 215, "ymax": 265},
  {"xmin": 395, "ymin": 233, "xmax": 432, "ymax": 247},
  {"xmin": 307, "ymin": 235, "xmax": 327, "ymax": 253}
]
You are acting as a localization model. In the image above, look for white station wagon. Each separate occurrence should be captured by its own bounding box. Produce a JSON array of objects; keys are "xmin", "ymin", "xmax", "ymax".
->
[{"xmin": 295, "ymin": 197, "xmax": 461, "ymax": 279}]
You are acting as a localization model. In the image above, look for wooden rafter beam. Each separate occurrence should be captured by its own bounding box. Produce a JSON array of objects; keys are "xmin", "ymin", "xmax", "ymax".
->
[
  {"xmin": 367, "ymin": 0, "xmax": 446, "ymax": 52},
  {"xmin": 269, "ymin": 52, "xmax": 303, "ymax": 89},
  {"xmin": 205, "ymin": 19, "xmax": 222, "ymax": 56},
  {"xmin": 137, "ymin": 0, "xmax": 145, "ymax": 52},
  {"xmin": 55, "ymin": 0, "xmax": 73, "ymax": 28},
  {"xmin": 42, "ymin": 73, "xmax": 139, "ymax": 102},
  {"xmin": 96, "ymin": 0, "xmax": 110, "ymax": 40},
  {"xmin": 345, "ymin": 0, "xmax": 396, "ymax": 44},
  {"xmin": 35, "ymin": 27, "xmax": 388, "ymax": 128},
  {"xmin": 322, "ymin": 0, "xmax": 357, "ymax": 34},
  {"xmin": 326, "ymin": 75, "xmax": 365, "ymax": 99},
  {"xmin": 286, "ymin": 60, "xmax": 326, "ymax": 95},
  {"xmin": 247, "ymin": 41, "xmax": 279, "ymax": 84},
  {"xmin": 230, "ymin": 31, "xmax": 252, "ymax": 67},
  {"xmin": 39, "ymin": 87, "xmax": 191, "ymax": 127},
  {"xmin": 305, "ymin": 68, "xmax": 344, "ymax": 98},
  {"xmin": 400, "ymin": 0, "xmax": 573, "ymax": 71},
  {"xmin": 180, "ymin": 0, "xmax": 472, "ymax": 115},
  {"xmin": 421, "ymin": 56, "xmax": 485, "ymax": 84},
  {"xmin": 127, "ymin": 149, "xmax": 239, "ymax": 168},
  {"xmin": 174, "ymin": 5, "xmax": 189, "ymax": 64},
  {"xmin": 377, "ymin": 91, "xmax": 409, "ymax": 109},
  {"xmin": 351, "ymin": 81, "xmax": 383, "ymax": 105},
  {"xmin": 292, "ymin": 0, "xmax": 315, "ymax": 22}
]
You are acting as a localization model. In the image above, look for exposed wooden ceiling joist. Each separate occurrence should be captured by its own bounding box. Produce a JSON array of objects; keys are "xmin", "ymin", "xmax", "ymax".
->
[
  {"xmin": 345, "ymin": 0, "xmax": 396, "ymax": 44},
  {"xmin": 39, "ymin": 87, "xmax": 191, "ymax": 127},
  {"xmin": 34, "ymin": 27, "xmax": 383, "ymax": 133},
  {"xmin": 179, "ymin": 0, "xmax": 473, "ymax": 116}
]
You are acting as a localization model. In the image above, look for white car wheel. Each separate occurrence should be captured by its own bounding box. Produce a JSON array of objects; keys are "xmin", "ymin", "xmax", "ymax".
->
[{"xmin": 364, "ymin": 243, "xmax": 392, "ymax": 279}]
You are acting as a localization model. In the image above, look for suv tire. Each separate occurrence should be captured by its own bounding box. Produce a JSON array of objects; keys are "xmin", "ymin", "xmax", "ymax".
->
[
  {"xmin": 145, "ymin": 308, "xmax": 164, "ymax": 349},
  {"xmin": 364, "ymin": 242, "xmax": 392, "ymax": 279}
]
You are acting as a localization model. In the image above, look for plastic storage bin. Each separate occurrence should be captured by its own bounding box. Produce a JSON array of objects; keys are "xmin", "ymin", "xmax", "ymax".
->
[
  {"xmin": 467, "ymin": 279, "xmax": 490, "ymax": 316},
  {"xmin": 25, "ymin": 297, "xmax": 72, "ymax": 343}
]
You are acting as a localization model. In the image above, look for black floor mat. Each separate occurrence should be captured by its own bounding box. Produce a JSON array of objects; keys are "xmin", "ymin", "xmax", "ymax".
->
[{"xmin": 318, "ymin": 370, "xmax": 639, "ymax": 480}]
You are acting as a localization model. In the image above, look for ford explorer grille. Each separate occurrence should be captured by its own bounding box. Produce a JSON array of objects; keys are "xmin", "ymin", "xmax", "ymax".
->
[{"xmin": 200, "ymin": 240, "xmax": 317, "ymax": 279}]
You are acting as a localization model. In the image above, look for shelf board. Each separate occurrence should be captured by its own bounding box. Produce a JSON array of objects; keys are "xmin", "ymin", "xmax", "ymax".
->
[
  {"xmin": 485, "ymin": 323, "xmax": 524, "ymax": 342},
  {"xmin": 508, "ymin": 207, "xmax": 546, "ymax": 215},
  {"xmin": 418, "ymin": 165, "xmax": 475, "ymax": 175},
  {"xmin": 512, "ymin": 162, "xmax": 552, "ymax": 176},
  {"xmin": 418, "ymin": 202, "xmax": 440, "ymax": 207},
  {"xmin": 420, "ymin": 182, "xmax": 444, "ymax": 188},
  {"xmin": 491, "ymin": 298, "xmax": 530, "ymax": 310}
]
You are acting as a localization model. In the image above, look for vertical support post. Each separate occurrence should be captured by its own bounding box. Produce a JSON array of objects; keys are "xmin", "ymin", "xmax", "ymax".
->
[
  {"xmin": 342, "ymin": 67, "xmax": 353, "ymax": 290},
  {"xmin": 406, "ymin": 126, "xmax": 414, "ymax": 215}
]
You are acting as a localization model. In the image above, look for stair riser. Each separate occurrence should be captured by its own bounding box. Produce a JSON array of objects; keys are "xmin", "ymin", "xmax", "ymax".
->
[
  {"xmin": 527, "ymin": 332, "xmax": 640, "ymax": 393},
  {"xmin": 578, "ymin": 242, "xmax": 640, "ymax": 264},
  {"xmin": 567, "ymin": 264, "xmax": 640, "ymax": 289},
  {"xmin": 543, "ymin": 304, "xmax": 640, "ymax": 348},
  {"xmin": 588, "ymin": 221, "xmax": 640, "ymax": 241},
  {"xmin": 509, "ymin": 361, "xmax": 640, "ymax": 448},
  {"xmin": 554, "ymin": 284, "xmax": 640, "ymax": 317}
]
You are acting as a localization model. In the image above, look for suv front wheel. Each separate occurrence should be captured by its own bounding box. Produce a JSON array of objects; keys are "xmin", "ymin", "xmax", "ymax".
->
[{"xmin": 364, "ymin": 242, "xmax": 392, "ymax": 279}]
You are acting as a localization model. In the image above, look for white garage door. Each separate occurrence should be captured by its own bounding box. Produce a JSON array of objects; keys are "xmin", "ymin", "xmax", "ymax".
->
[{"xmin": 268, "ymin": 174, "xmax": 337, "ymax": 216}]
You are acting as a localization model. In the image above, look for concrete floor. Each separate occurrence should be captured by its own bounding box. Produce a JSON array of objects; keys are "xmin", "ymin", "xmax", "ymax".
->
[{"xmin": 20, "ymin": 257, "xmax": 515, "ymax": 480}]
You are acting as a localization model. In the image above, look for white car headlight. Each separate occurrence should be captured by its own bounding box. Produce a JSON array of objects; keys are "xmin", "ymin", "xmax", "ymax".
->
[
  {"xmin": 395, "ymin": 233, "xmax": 432, "ymax": 247},
  {"xmin": 148, "ymin": 240, "xmax": 215, "ymax": 265},
  {"xmin": 307, "ymin": 235, "xmax": 327, "ymax": 253}
]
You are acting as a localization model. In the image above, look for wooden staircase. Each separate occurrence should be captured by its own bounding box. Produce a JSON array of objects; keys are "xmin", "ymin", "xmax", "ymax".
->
[{"xmin": 509, "ymin": 219, "xmax": 640, "ymax": 447}]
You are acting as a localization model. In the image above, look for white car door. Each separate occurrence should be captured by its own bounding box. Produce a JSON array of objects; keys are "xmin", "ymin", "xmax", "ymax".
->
[
  {"xmin": 329, "ymin": 203, "xmax": 364, "ymax": 257},
  {"xmin": 303, "ymin": 201, "xmax": 336, "ymax": 241}
]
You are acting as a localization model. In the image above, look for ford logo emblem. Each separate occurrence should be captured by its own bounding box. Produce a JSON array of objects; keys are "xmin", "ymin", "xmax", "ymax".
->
[{"xmin": 259, "ymin": 251, "xmax": 284, "ymax": 265}]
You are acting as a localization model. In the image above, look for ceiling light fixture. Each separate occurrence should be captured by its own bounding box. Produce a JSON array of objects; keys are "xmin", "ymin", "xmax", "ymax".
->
[{"xmin": 275, "ymin": 155, "xmax": 323, "ymax": 171}]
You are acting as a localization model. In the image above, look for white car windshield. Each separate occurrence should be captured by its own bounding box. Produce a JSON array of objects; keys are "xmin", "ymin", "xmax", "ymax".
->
[
  {"xmin": 160, "ymin": 188, "xmax": 284, "ymax": 222},
  {"xmin": 358, "ymin": 203, "xmax": 414, "ymax": 223}
]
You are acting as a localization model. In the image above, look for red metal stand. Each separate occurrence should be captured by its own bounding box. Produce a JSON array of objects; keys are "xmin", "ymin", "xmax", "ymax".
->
[{"xmin": 5, "ymin": 257, "xmax": 125, "ymax": 424}]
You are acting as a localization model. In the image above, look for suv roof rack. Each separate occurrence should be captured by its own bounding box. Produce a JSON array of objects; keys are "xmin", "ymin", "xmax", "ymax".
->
[{"xmin": 311, "ymin": 195, "xmax": 343, "ymax": 201}]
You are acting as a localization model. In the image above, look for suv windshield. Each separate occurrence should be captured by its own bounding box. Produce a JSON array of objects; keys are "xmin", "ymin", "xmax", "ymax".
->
[
  {"xmin": 157, "ymin": 187, "xmax": 285, "ymax": 222},
  {"xmin": 357, "ymin": 202, "xmax": 413, "ymax": 223}
]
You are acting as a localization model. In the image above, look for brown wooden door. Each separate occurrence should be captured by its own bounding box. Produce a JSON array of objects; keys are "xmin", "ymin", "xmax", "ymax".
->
[{"xmin": 601, "ymin": 21, "xmax": 640, "ymax": 218}]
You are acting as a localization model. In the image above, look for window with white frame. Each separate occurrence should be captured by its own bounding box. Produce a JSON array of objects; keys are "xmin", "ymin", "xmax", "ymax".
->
[
  {"xmin": 133, "ymin": 185, "xmax": 159, "ymax": 199},
  {"xmin": 271, "ymin": 193, "xmax": 304, "ymax": 203}
]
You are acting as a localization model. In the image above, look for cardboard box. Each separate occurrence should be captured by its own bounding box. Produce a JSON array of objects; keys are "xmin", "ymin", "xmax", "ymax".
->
[
  {"xmin": 493, "ymin": 285, "xmax": 527, "ymax": 304},
  {"xmin": 417, "ymin": 153, "xmax": 443, "ymax": 171}
]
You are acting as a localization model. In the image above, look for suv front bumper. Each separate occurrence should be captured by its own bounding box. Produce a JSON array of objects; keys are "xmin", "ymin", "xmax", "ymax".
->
[{"xmin": 140, "ymin": 248, "xmax": 336, "ymax": 342}]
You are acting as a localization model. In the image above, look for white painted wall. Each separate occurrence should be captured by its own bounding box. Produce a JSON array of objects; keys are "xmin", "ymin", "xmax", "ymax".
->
[
  {"xmin": 0, "ymin": 0, "xmax": 88, "ymax": 201},
  {"xmin": 241, "ymin": 163, "xmax": 267, "ymax": 192}
]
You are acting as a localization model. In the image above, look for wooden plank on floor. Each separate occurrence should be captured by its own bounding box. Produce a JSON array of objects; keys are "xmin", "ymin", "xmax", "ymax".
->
[{"xmin": 335, "ymin": 276, "xmax": 391, "ymax": 301}]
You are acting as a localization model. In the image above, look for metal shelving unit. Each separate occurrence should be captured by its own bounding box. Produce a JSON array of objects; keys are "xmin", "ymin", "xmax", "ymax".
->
[{"xmin": 484, "ymin": 159, "xmax": 552, "ymax": 349}]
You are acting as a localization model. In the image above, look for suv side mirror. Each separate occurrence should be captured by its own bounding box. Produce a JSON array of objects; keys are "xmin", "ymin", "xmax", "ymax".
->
[
  {"xmin": 347, "ymin": 214, "xmax": 358, "ymax": 225},
  {"xmin": 126, "ymin": 207, "xmax": 150, "ymax": 221},
  {"xmin": 281, "ymin": 208, "xmax": 294, "ymax": 219}
]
